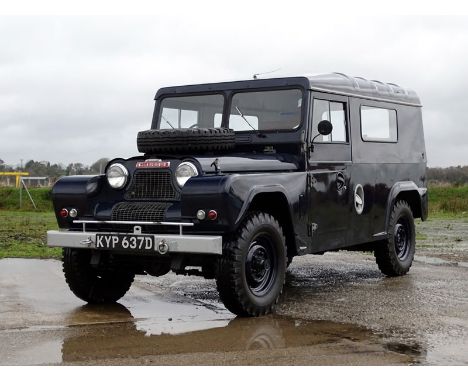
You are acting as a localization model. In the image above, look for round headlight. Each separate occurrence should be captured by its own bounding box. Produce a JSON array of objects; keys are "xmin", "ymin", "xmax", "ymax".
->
[
  {"xmin": 106, "ymin": 163, "xmax": 128, "ymax": 189},
  {"xmin": 176, "ymin": 162, "xmax": 198, "ymax": 187}
]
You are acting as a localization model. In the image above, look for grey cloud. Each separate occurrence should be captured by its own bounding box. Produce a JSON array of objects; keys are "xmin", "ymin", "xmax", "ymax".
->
[{"xmin": 0, "ymin": 14, "xmax": 467, "ymax": 167}]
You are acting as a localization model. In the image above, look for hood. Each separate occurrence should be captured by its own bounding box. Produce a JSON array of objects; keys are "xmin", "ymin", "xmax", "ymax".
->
[{"xmin": 194, "ymin": 154, "xmax": 299, "ymax": 174}]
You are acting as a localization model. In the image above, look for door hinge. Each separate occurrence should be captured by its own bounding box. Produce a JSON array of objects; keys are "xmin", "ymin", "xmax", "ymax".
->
[{"xmin": 307, "ymin": 174, "xmax": 317, "ymax": 187}]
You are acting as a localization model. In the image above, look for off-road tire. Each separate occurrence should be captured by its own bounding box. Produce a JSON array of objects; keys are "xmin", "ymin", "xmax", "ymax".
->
[
  {"xmin": 63, "ymin": 248, "xmax": 135, "ymax": 303},
  {"xmin": 137, "ymin": 128, "xmax": 235, "ymax": 154},
  {"xmin": 374, "ymin": 200, "xmax": 415, "ymax": 276},
  {"xmin": 216, "ymin": 212, "xmax": 287, "ymax": 317}
]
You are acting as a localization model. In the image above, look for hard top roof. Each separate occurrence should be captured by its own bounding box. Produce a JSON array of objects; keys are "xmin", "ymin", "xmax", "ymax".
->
[{"xmin": 155, "ymin": 73, "xmax": 421, "ymax": 107}]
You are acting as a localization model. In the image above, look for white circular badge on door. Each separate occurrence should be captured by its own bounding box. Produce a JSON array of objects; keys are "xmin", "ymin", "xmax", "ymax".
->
[{"xmin": 354, "ymin": 184, "xmax": 364, "ymax": 215}]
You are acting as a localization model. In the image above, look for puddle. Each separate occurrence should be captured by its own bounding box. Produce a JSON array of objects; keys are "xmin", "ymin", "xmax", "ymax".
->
[
  {"xmin": 1, "ymin": 257, "xmax": 465, "ymax": 365},
  {"xmin": 59, "ymin": 305, "xmax": 415, "ymax": 365},
  {"xmin": 415, "ymin": 255, "xmax": 468, "ymax": 268},
  {"xmin": 0, "ymin": 302, "xmax": 417, "ymax": 365}
]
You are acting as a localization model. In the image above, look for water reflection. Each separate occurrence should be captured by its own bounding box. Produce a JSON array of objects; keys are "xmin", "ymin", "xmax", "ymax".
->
[{"xmin": 60, "ymin": 303, "xmax": 417, "ymax": 365}]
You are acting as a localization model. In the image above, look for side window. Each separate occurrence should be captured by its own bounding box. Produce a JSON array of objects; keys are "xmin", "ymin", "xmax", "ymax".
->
[
  {"xmin": 360, "ymin": 106, "xmax": 397, "ymax": 142},
  {"xmin": 311, "ymin": 99, "xmax": 347, "ymax": 143}
]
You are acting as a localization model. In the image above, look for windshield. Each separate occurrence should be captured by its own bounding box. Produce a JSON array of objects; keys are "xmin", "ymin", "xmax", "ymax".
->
[
  {"xmin": 156, "ymin": 89, "xmax": 303, "ymax": 131},
  {"xmin": 158, "ymin": 94, "xmax": 224, "ymax": 129},
  {"xmin": 229, "ymin": 89, "xmax": 302, "ymax": 131}
]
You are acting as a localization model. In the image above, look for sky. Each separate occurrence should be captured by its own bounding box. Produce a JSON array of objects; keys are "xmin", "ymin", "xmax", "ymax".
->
[{"xmin": 0, "ymin": 8, "xmax": 467, "ymax": 168}]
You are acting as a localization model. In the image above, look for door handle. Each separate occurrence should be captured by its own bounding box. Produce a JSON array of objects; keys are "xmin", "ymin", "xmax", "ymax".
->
[{"xmin": 336, "ymin": 172, "xmax": 346, "ymax": 192}]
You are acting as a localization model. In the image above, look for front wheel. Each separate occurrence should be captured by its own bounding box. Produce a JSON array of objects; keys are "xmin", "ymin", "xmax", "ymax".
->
[
  {"xmin": 63, "ymin": 249, "xmax": 135, "ymax": 303},
  {"xmin": 374, "ymin": 200, "xmax": 415, "ymax": 276},
  {"xmin": 216, "ymin": 212, "xmax": 287, "ymax": 316}
]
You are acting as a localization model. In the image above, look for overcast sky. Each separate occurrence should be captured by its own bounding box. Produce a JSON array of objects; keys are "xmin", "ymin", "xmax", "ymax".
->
[{"xmin": 0, "ymin": 11, "xmax": 467, "ymax": 167}]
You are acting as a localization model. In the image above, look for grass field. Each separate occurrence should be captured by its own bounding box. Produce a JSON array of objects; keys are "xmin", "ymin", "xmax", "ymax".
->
[
  {"xmin": 0, "ymin": 185, "xmax": 466, "ymax": 259},
  {"xmin": 427, "ymin": 184, "xmax": 468, "ymax": 217},
  {"xmin": 0, "ymin": 210, "xmax": 61, "ymax": 259},
  {"xmin": 0, "ymin": 187, "xmax": 53, "ymax": 211}
]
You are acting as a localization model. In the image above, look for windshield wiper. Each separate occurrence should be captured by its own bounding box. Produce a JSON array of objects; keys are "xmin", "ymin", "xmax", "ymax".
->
[
  {"xmin": 161, "ymin": 115, "xmax": 176, "ymax": 129},
  {"xmin": 235, "ymin": 106, "xmax": 256, "ymax": 131}
]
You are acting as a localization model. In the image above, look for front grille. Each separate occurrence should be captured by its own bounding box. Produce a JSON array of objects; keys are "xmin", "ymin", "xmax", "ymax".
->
[
  {"xmin": 111, "ymin": 202, "xmax": 169, "ymax": 222},
  {"xmin": 125, "ymin": 170, "xmax": 178, "ymax": 200}
]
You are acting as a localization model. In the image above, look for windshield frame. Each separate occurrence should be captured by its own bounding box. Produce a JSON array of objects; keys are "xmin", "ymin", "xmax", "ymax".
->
[
  {"xmin": 151, "ymin": 86, "xmax": 307, "ymax": 135},
  {"xmin": 151, "ymin": 91, "xmax": 227, "ymax": 131}
]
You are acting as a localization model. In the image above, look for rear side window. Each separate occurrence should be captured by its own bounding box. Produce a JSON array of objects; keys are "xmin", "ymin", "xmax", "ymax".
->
[{"xmin": 361, "ymin": 106, "xmax": 398, "ymax": 142}]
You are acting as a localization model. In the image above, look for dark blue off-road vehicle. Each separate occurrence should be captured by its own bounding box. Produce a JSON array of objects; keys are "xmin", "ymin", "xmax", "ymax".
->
[{"xmin": 48, "ymin": 73, "xmax": 427, "ymax": 316}]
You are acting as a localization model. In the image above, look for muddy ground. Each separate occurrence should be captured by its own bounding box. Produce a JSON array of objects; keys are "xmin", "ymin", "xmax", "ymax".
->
[{"xmin": 0, "ymin": 218, "xmax": 467, "ymax": 365}]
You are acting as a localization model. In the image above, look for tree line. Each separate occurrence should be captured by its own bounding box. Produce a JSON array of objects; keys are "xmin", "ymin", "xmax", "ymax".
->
[
  {"xmin": 427, "ymin": 166, "xmax": 468, "ymax": 186},
  {"xmin": 0, "ymin": 158, "xmax": 109, "ymax": 179},
  {"xmin": 1, "ymin": 158, "xmax": 467, "ymax": 185}
]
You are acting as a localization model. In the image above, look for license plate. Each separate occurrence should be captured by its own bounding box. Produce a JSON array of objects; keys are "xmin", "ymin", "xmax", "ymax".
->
[{"xmin": 95, "ymin": 234, "xmax": 155, "ymax": 252}]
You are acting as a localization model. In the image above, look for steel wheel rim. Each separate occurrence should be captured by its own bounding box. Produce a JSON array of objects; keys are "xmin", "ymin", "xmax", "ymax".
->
[
  {"xmin": 394, "ymin": 217, "xmax": 411, "ymax": 260},
  {"xmin": 245, "ymin": 234, "xmax": 277, "ymax": 297}
]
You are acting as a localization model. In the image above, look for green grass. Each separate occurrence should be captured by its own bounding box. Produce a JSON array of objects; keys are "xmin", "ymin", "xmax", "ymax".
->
[
  {"xmin": 428, "ymin": 184, "xmax": 468, "ymax": 218},
  {"xmin": 0, "ymin": 187, "xmax": 53, "ymax": 211},
  {"xmin": 0, "ymin": 210, "xmax": 61, "ymax": 259},
  {"xmin": 0, "ymin": 184, "xmax": 466, "ymax": 260}
]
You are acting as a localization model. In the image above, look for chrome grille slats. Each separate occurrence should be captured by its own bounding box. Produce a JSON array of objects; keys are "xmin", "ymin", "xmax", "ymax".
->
[
  {"xmin": 111, "ymin": 202, "xmax": 169, "ymax": 222},
  {"xmin": 125, "ymin": 170, "xmax": 178, "ymax": 200}
]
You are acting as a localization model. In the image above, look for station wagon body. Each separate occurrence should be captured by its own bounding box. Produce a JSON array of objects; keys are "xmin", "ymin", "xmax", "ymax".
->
[{"xmin": 48, "ymin": 73, "xmax": 427, "ymax": 316}]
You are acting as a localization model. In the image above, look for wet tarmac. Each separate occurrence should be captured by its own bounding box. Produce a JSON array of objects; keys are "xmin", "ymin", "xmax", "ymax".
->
[{"xmin": 1, "ymin": 248, "xmax": 468, "ymax": 365}]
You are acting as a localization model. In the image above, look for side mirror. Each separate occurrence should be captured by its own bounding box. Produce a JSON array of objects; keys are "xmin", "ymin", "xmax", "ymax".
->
[
  {"xmin": 310, "ymin": 120, "xmax": 333, "ymax": 153},
  {"xmin": 318, "ymin": 120, "xmax": 333, "ymax": 136}
]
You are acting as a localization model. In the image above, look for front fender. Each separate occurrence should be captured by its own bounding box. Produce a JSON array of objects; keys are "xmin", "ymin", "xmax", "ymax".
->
[
  {"xmin": 233, "ymin": 184, "xmax": 290, "ymax": 225},
  {"xmin": 181, "ymin": 173, "xmax": 304, "ymax": 233},
  {"xmin": 51, "ymin": 175, "xmax": 104, "ymax": 228}
]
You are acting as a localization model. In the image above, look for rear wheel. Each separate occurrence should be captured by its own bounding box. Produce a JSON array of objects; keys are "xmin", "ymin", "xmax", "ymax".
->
[
  {"xmin": 374, "ymin": 200, "xmax": 415, "ymax": 276},
  {"xmin": 63, "ymin": 249, "xmax": 135, "ymax": 303},
  {"xmin": 216, "ymin": 212, "xmax": 287, "ymax": 316}
]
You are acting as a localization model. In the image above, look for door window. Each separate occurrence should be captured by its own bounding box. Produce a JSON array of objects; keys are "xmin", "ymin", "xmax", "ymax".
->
[{"xmin": 311, "ymin": 99, "xmax": 348, "ymax": 143}]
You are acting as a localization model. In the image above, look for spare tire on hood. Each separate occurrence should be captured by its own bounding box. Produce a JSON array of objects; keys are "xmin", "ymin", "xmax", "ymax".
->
[{"xmin": 137, "ymin": 128, "xmax": 235, "ymax": 154}]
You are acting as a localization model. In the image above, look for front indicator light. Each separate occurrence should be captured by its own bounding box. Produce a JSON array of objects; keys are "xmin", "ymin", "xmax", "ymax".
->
[{"xmin": 197, "ymin": 210, "xmax": 206, "ymax": 220}]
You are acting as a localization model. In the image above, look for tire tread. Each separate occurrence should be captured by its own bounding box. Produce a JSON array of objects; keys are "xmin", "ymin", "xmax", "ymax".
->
[
  {"xmin": 374, "ymin": 200, "xmax": 415, "ymax": 277},
  {"xmin": 216, "ymin": 212, "xmax": 287, "ymax": 317}
]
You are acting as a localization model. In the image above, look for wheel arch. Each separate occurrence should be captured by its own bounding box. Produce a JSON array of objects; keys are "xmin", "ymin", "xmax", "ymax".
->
[
  {"xmin": 237, "ymin": 188, "xmax": 297, "ymax": 259},
  {"xmin": 385, "ymin": 181, "xmax": 428, "ymax": 233}
]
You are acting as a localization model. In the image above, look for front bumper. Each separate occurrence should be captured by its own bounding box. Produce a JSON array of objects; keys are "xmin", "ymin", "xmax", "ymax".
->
[{"xmin": 47, "ymin": 219, "xmax": 223, "ymax": 255}]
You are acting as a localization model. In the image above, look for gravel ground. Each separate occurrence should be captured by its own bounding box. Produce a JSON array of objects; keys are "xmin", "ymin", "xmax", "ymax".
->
[{"xmin": 0, "ymin": 217, "xmax": 467, "ymax": 365}]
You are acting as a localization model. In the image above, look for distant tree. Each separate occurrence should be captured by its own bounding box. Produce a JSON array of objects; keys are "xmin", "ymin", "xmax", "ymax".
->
[
  {"xmin": 90, "ymin": 158, "xmax": 109, "ymax": 174},
  {"xmin": 24, "ymin": 160, "xmax": 49, "ymax": 176},
  {"xmin": 66, "ymin": 162, "xmax": 89, "ymax": 175},
  {"xmin": 49, "ymin": 163, "xmax": 66, "ymax": 179},
  {"xmin": 427, "ymin": 166, "xmax": 468, "ymax": 185}
]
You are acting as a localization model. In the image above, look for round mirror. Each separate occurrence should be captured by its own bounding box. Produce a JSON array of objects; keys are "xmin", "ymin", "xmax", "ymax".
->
[{"xmin": 318, "ymin": 120, "xmax": 333, "ymax": 136}]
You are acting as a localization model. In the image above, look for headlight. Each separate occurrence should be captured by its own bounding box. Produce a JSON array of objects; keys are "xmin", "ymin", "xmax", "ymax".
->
[
  {"xmin": 175, "ymin": 162, "xmax": 198, "ymax": 187},
  {"xmin": 106, "ymin": 163, "xmax": 128, "ymax": 189}
]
